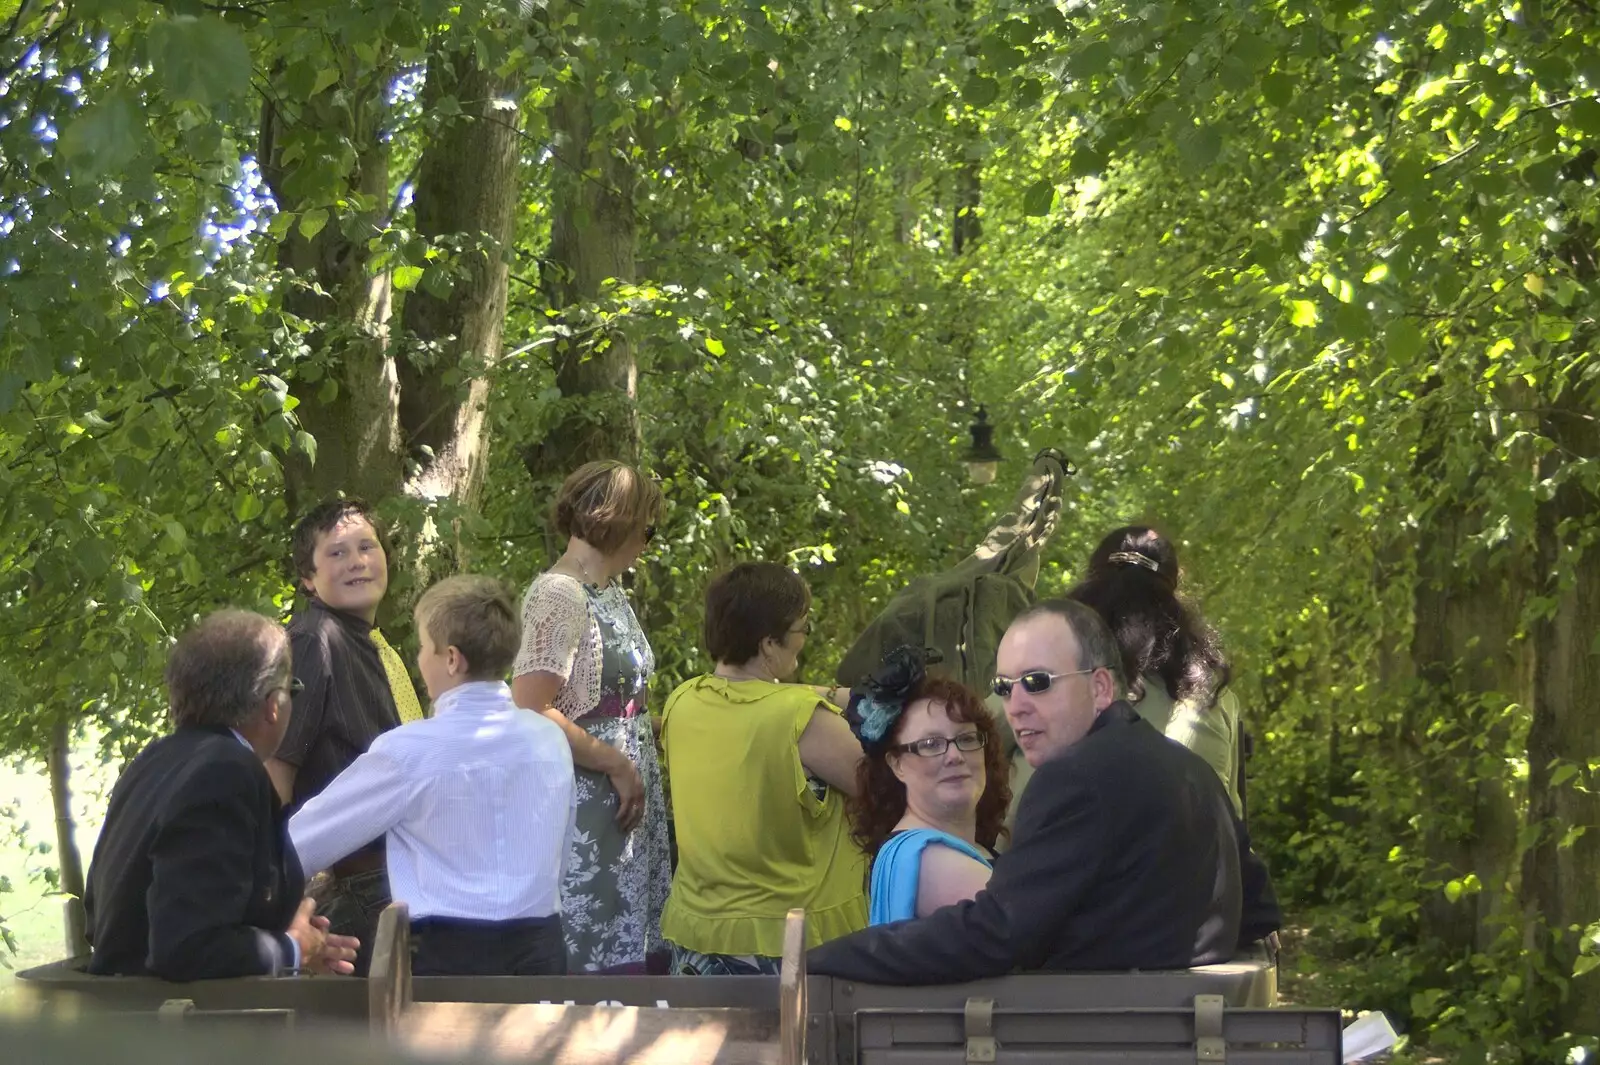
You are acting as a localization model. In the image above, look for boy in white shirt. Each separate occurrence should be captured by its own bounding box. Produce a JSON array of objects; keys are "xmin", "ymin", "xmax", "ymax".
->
[{"xmin": 289, "ymin": 575, "xmax": 577, "ymax": 975}]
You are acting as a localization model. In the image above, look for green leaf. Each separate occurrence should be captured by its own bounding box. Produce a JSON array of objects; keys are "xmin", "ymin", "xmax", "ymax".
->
[
  {"xmin": 1261, "ymin": 71, "xmax": 1294, "ymax": 107},
  {"xmin": 1177, "ymin": 125, "xmax": 1223, "ymax": 168},
  {"xmin": 1387, "ymin": 319, "xmax": 1426, "ymax": 362},
  {"xmin": 705, "ymin": 337, "xmax": 726, "ymax": 356},
  {"xmin": 147, "ymin": 15, "xmax": 254, "ymax": 109},
  {"xmin": 392, "ymin": 265, "xmax": 424, "ymax": 291},
  {"xmin": 58, "ymin": 91, "xmax": 150, "ymax": 177},
  {"xmin": 962, "ymin": 75, "xmax": 1001, "ymax": 108},
  {"xmin": 234, "ymin": 492, "xmax": 264, "ymax": 522},
  {"xmin": 299, "ymin": 209, "xmax": 329, "ymax": 241},
  {"xmin": 1021, "ymin": 180, "xmax": 1056, "ymax": 217},
  {"xmin": 1567, "ymin": 99, "xmax": 1600, "ymax": 138},
  {"xmin": 310, "ymin": 66, "xmax": 341, "ymax": 98},
  {"xmin": 1288, "ymin": 300, "xmax": 1320, "ymax": 328}
]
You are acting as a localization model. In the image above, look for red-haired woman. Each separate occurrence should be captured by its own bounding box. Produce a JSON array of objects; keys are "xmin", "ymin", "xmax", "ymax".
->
[{"xmin": 846, "ymin": 649, "xmax": 1012, "ymax": 924}]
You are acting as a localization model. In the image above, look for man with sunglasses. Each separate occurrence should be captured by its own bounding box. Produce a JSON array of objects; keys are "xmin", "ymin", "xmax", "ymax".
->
[
  {"xmin": 810, "ymin": 598, "xmax": 1279, "ymax": 983},
  {"xmin": 84, "ymin": 610, "xmax": 358, "ymax": 980}
]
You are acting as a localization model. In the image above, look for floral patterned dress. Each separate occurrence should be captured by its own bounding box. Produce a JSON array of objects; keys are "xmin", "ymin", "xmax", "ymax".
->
[{"xmin": 514, "ymin": 573, "xmax": 671, "ymax": 973}]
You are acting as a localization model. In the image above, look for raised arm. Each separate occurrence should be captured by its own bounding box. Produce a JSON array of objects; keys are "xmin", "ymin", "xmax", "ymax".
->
[
  {"xmin": 286, "ymin": 744, "xmax": 413, "ymax": 878},
  {"xmin": 797, "ymin": 704, "xmax": 865, "ymax": 798},
  {"xmin": 511, "ymin": 576, "xmax": 644, "ymax": 830}
]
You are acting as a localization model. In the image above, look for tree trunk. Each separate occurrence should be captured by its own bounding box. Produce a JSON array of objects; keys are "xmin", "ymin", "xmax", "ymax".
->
[
  {"xmin": 261, "ymin": 40, "xmax": 519, "ymax": 584},
  {"xmin": 259, "ymin": 59, "xmax": 401, "ymax": 513},
  {"xmin": 395, "ymin": 45, "xmax": 522, "ymax": 519},
  {"xmin": 1523, "ymin": 377, "xmax": 1600, "ymax": 1035},
  {"xmin": 1407, "ymin": 381, "xmax": 1529, "ymax": 962},
  {"xmin": 521, "ymin": 78, "xmax": 642, "ymax": 485},
  {"xmin": 48, "ymin": 718, "xmax": 87, "ymax": 955}
]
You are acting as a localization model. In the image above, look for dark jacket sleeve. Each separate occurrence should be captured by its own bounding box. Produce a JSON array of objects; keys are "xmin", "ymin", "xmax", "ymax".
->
[
  {"xmin": 145, "ymin": 761, "xmax": 295, "ymax": 981},
  {"xmin": 274, "ymin": 627, "xmax": 330, "ymax": 767},
  {"xmin": 1235, "ymin": 817, "xmax": 1282, "ymax": 945},
  {"xmin": 808, "ymin": 760, "xmax": 1106, "ymax": 984}
]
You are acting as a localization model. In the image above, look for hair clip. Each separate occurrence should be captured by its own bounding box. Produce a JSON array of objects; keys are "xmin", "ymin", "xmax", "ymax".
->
[{"xmin": 1107, "ymin": 551, "xmax": 1159, "ymax": 573}]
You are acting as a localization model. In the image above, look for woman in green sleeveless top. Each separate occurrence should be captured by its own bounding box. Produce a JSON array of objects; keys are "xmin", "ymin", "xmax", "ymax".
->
[{"xmin": 659, "ymin": 562, "xmax": 868, "ymax": 975}]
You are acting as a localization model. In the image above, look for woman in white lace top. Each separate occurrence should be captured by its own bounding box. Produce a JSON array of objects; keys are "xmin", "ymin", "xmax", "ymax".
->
[{"xmin": 511, "ymin": 461, "xmax": 671, "ymax": 974}]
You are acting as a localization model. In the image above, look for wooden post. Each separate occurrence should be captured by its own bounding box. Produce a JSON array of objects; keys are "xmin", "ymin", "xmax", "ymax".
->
[
  {"xmin": 779, "ymin": 908, "xmax": 807, "ymax": 1065},
  {"xmin": 368, "ymin": 902, "xmax": 411, "ymax": 1036}
]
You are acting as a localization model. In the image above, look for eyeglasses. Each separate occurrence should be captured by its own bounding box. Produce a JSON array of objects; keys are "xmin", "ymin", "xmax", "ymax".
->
[
  {"xmin": 894, "ymin": 731, "xmax": 985, "ymax": 758},
  {"xmin": 279, "ymin": 677, "xmax": 305, "ymax": 697},
  {"xmin": 991, "ymin": 668, "xmax": 1094, "ymax": 699},
  {"xmin": 789, "ymin": 618, "xmax": 813, "ymax": 637}
]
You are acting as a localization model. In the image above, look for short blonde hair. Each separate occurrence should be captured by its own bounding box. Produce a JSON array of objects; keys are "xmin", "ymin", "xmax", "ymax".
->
[
  {"xmin": 554, "ymin": 461, "xmax": 664, "ymax": 555},
  {"xmin": 414, "ymin": 575, "xmax": 519, "ymax": 680}
]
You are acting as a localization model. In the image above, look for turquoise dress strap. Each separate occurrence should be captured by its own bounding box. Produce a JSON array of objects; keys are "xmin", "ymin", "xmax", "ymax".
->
[{"xmin": 868, "ymin": 828, "xmax": 992, "ymax": 926}]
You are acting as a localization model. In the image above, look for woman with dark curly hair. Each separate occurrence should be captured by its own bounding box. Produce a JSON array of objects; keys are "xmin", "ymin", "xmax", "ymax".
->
[
  {"xmin": 846, "ymin": 649, "xmax": 1011, "ymax": 925},
  {"xmin": 1067, "ymin": 525, "xmax": 1243, "ymax": 815}
]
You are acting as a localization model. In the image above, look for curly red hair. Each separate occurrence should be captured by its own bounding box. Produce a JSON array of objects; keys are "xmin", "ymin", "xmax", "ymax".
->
[{"xmin": 847, "ymin": 673, "xmax": 1012, "ymax": 859}]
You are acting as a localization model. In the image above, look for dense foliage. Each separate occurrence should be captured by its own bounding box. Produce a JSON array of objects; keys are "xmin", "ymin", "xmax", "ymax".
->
[{"xmin": 3, "ymin": 0, "xmax": 1599, "ymax": 1056}]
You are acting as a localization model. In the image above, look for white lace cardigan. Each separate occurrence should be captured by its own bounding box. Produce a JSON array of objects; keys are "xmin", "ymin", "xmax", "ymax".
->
[{"xmin": 511, "ymin": 572, "xmax": 609, "ymax": 720}]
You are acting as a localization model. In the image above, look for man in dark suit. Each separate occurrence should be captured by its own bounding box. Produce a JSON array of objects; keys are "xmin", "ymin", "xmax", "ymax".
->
[
  {"xmin": 810, "ymin": 598, "xmax": 1279, "ymax": 983},
  {"xmin": 84, "ymin": 609, "xmax": 358, "ymax": 980}
]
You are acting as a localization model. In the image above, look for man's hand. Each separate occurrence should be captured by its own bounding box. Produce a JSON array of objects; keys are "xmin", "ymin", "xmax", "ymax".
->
[
  {"xmin": 285, "ymin": 897, "xmax": 325, "ymax": 973},
  {"xmin": 606, "ymin": 757, "xmax": 645, "ymax": 833},
  {"xmin": 310, "ymin": 914, "xmax": 359, "ymax": 975},
  {"xmin": 285, "ymin": 897, "xmax": 358, "ymax": 975}
]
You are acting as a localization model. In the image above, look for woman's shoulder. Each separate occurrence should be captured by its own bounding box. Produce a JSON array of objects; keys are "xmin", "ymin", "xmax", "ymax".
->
[
  {"xmin": 522, "ymin": 571, "xmax": 591, "ymax": 611},
  {"xmin": 667, "ymin": 675, "xmax": 817, "ymax": 709}
]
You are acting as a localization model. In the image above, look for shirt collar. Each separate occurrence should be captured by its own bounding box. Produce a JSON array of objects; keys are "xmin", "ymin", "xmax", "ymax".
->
[
  {"xmin": 228, "ymin": 728, "xmax": 255, "ymax": 751},
  {"xmin": 1088, "ymin": 700, "xmax": 1140, "ymax": 737},
  {"xmin": 306, "ymin": 595, "xmax": 375, "ymax": 636},
  {"xmin": 431, "ymin": 680, "xmax": 513, "ymax": 718}
]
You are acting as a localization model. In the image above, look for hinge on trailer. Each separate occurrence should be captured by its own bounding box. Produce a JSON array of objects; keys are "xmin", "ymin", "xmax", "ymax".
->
[
  {"xmin": 964, "ymin": 996, "xmax": 997, "ymax": 1063},
  {"xmin": 1195, "ymin": 993, "xmax": 1226, "ymax": 1062}
]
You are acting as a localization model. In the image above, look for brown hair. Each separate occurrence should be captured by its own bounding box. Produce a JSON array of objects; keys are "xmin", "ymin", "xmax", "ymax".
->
[
  {"xmin": 167, "ymin": 610, "xmax": 290, "ymax": 730},
  {"xmin": 703, "ymin": 562, "xmax": 812, "ymax": 665},
  {"xmin": 847, "ymin": 674, "xmax": 1011, "ymax": 859},
  {"xmin": 290, "ymin": 499, "xmax": 387, "ymax": 582},
  {"xmin": 414, "ymin": 575, "xmax": 520, "ymax": 680},
  {"xmin": 553, "ymin": 461, "xmax": 664, "ymax": 555}
]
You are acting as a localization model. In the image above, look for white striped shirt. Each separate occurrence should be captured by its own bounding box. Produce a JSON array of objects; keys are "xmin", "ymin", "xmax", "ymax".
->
[{"xmin": 288, "ymin": 681, "xmax": 576, "ymax": 921}]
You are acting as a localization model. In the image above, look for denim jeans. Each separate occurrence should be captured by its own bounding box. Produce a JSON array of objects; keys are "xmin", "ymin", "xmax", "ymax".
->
[{"xmin": 317, "ymin": 868, "xmax": 390, "ymax": 977}]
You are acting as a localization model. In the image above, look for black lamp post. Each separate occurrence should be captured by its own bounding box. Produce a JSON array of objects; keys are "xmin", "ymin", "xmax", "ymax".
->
[{"xmin": 962, "ymin": 407, "xmax": 1003, "ymax": 485}]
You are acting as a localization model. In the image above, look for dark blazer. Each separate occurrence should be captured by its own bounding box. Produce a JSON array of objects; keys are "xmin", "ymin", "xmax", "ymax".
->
[
  {"xmin": 809, "ymin": 702, "xmax": 1280, "ymax": 984},
  {"xmin": 84, "ymin": 726, "xmax": 304, "ymax": 980}
]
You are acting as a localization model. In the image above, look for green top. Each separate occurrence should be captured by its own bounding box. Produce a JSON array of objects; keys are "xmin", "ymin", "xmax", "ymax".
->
[
  {"xmin": 659, "ymin": 675, "xmax": 868, "ymax": 956},
  {"xmin": 1131, "ymin": 674, "xmax": 1243, "ymax": 817}
]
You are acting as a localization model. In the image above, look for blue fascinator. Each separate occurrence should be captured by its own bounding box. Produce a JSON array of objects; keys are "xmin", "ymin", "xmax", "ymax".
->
[{"xmin": 845, "ymin": 645, "xmax": 943, "ymax": 755}]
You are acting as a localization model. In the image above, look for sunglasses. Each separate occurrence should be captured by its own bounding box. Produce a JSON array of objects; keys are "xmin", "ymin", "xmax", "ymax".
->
[
  {"xmin": 894, "ymin": 731, "xmax": 985, "ymax": 758},
  {"xmin": 644, "ymin": 524, "xmax": 657, "ymax": 544},
  {"xmin": 991, "ymin": 668, "xmax": 1094, "ymax": 699}
]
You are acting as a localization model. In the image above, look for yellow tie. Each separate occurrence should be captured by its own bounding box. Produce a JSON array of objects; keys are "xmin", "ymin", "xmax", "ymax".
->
[{"xmin": 371, "ymin": 628, "xmax": 426, "ymax": 723}]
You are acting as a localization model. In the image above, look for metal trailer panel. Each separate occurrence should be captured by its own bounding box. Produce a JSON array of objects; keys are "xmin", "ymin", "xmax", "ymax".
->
[
  {"xmin": 829, "ymin": 963, "xmax": 1275, "ymax": 1064},
  {"xmin": 853, "ymin": 1005, "xmax": 1341, "ymax": 1065}
]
